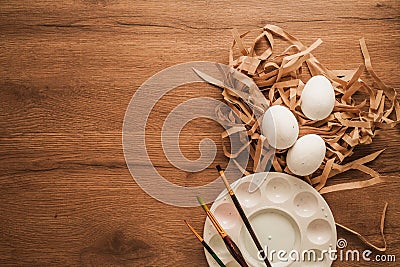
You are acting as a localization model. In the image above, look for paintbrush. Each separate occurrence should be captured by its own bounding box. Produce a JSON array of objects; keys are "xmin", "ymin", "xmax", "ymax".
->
[
  {"xmin": 184, "ymin": 220, "xmax": 226, "ymax": 267},
  {"xmin": 197, "ymin": 196, "xmax": 249, "ymax": 267},
  {"xmin": 216, "ymin": 165, "xmax": 272, "ymax": 267}
]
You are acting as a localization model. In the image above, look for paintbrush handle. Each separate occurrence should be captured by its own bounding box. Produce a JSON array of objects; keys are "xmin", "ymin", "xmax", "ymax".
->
[
  {"xmin": 223, "ymin": 235, "xmax": 248, "ymax": 267},
  {"xmin": 202, "ymin": 241, "xmax": 226, "ymax": 267},
  {"xmin": 231, "ymin": 195, "xmax": 272, "ymax": 267}
]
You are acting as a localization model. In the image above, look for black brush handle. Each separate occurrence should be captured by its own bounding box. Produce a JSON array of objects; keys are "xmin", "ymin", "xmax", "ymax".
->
[
  {"xmin": 202, "ymin": 241, "xmax": 226, "ymax": 267},
  {"xmin": 231, "ymin": 194, "xmax": 272, "ymax": 267},
  {"xmin": 223, "ymin": 235, "xmax": 248, "ymax": 267}
]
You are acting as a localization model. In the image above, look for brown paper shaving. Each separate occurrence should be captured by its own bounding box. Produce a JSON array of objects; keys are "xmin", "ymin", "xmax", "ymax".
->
[
  {"xmin": 336, "ymin": 203, "xmax": 388, "ymax": 252},
  {"xmin": 319, "ymin": 175, "xmax": 398, "ymax": 195}
]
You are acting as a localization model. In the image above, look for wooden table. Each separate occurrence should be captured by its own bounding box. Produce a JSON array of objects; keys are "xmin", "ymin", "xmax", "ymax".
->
[{"xmin": 1, "ymin": 1, "xmax": 399, "ymax": 266}]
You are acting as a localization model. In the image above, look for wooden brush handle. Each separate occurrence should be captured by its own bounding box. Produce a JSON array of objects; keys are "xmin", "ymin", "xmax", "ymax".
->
[{"xmin": 223, "ymin": 236, "xmax": 248, "ymax": 267}]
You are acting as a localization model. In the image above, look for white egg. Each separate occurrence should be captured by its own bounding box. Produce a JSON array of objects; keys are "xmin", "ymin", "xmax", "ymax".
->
[
  {"xmin": 287, "ymin": 134, "xmax": 326, "ymax": 176},
  {"xmin": 301, "ymin": 75, "xmax": 335, "ymax": 120},
  {"xmin": 262, "ymin": 105, "xmax": 299, "ymax": 149}
]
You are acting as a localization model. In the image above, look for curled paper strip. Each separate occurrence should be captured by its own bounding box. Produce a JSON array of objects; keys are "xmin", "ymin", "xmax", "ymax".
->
[{"xmin": 336, "ymin": 202, "xmax": 388, "ymax": 252}]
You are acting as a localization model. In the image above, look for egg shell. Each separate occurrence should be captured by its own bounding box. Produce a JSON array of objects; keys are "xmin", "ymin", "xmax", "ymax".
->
[
  {"xmin": 287, "ymin": 134, "xmax": 326, "ymax": 176},
  {"xmin": 262, "ymin": 105, "xmax": 299, "ymax": 149},
  {"xmin": 301, "ymin": 75, "xmax": 335, "ymax": 120}
]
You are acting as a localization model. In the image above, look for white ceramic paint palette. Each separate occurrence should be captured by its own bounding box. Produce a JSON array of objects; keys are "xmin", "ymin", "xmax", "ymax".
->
[{"xmin": 203, "ymin": 172, "xmax": 336, "ymax": 267}]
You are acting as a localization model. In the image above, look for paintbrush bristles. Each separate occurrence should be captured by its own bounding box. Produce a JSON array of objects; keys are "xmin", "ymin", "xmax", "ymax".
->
[
  {"xmin": 197, "ymin": 196, "xmax": 206, "ymax": 206},
  {"xmin": 216, "ymin": 165, "xmax": 223, "ymax": 172},
  {"xmin": 184, "ymin": 220, "xmax": 203, "ymax": 242},
  {"xmin": 197, "ymin": 196, "xmax": 210, "ymax": 212}
]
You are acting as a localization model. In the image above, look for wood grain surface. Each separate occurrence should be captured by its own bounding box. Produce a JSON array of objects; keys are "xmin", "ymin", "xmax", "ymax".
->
[{"xmin": 0, "ymin": 0, "xmax": 399, "ymax": 266}]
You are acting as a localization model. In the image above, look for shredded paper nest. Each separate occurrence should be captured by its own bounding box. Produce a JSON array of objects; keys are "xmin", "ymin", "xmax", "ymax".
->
[
  {"xmin": 210, "ymin": 24, "xmax": 400, "ymax": 251},
  {"xmin": 218, "ymin": 25, "xmax": 399, "ymax": 193}
]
